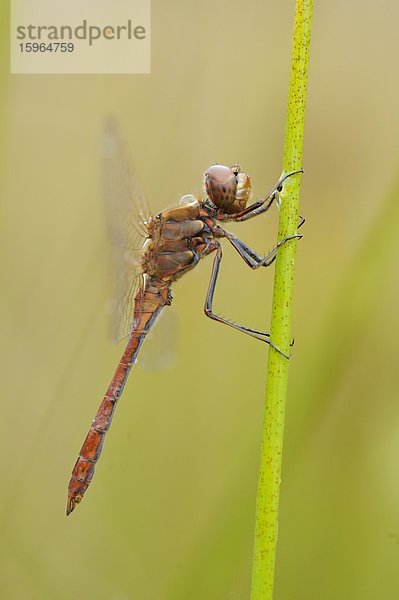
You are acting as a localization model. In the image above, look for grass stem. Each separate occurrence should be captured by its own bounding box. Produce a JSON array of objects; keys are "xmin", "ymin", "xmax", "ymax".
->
[{"xmin": 250, "ymin": 2, "xmax": 313, "ymax": 598}]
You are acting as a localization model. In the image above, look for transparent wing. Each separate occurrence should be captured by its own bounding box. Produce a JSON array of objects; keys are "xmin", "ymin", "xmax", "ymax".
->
[
  {"xmin": 136, "ymin": 306, "xmax": 179, "ymax": 372},
  {"xmin": 101, "ymin": 119, "xmax": 152, "ymax": 343}
]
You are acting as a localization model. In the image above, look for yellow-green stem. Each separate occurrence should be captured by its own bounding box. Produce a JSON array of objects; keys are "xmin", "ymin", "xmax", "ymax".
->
[{"xmin": 250, "ymin": 1, "xmax": 313, "ymax": 599}]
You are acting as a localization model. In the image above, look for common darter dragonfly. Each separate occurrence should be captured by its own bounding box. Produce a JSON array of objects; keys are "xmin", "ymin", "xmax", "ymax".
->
[{"xmin": 66, "ymin": 124, "xmax": 302, "ymax": 515}]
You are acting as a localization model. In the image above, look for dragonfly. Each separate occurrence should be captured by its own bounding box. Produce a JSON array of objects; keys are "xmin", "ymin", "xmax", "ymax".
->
[{"xmin": 66, "ymin": 125, "xmax": 303, "ymax": 515}]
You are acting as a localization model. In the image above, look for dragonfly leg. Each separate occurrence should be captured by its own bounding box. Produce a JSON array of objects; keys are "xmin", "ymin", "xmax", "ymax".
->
[
  {"xmin": 217, "ymin": 169, "xmax": 303, "ymax": 222},
  {"xmin": 221, "ymin": 227, "xmax": 304, "ymax": 348},
  {"xmin": 204, "ymin": 245, "xmax": 290, "ymax": 359},
  {"xmin": 234, "ymin": 169, "xmax": 304, "ymax": 222},
  {"xmin": 224, "ymin": 230, "xmax": 302, "ymax": 269}
]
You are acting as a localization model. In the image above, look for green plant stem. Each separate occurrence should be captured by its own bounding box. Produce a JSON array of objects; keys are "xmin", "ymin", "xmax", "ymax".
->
[{"xmin": 250, "ymin": 1, "xmax": 313, "ymax": 599}]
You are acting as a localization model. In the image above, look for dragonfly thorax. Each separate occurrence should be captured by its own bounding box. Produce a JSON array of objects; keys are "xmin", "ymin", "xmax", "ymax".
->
[{"xmin": 204, "ymin": 164, "xmax": 251, "ymax": 215}]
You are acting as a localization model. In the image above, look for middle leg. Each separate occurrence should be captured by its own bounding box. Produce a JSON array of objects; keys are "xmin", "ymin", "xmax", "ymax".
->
[{"xmin": 224, "ymin": 230, "xmax": 302, "ymax": 269}]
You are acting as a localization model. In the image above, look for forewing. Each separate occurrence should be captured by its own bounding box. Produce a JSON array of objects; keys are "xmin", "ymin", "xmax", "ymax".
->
[{"xmin": 101, "ymin": 119, "xmax": 152, "ymax": 343}]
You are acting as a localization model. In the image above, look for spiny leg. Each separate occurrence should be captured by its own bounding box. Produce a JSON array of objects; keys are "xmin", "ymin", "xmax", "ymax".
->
[
  {"xmin": 204, "ymin": 245, "xmax": 290, "ymax": 359},
  {"xmin": 224, "ymin": 230, "xmax": 302, "ymax": 269},
  {"xmin": 221, "ymin": 227, "xmax": 304, "ymax": 348},
  {"xmin": 236, "ymin": 169, "xmax": 304, "ymax": 221}
]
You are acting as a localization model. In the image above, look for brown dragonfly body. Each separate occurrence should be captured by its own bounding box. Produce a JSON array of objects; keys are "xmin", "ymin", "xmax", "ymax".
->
[{"xmin": 67, "ymin": 163, "xmax": 302, "ymax": 515}]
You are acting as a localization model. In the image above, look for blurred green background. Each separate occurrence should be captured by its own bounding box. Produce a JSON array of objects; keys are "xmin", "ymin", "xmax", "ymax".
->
[{"xmin": 1, "ymin": 1, "xmax": 399, "ymax": 598}]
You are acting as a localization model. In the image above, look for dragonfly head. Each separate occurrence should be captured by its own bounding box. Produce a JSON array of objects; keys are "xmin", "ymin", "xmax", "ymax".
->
[{"xmin": 205, "ymin": 164, "xmax": 251, "ymax": 214}]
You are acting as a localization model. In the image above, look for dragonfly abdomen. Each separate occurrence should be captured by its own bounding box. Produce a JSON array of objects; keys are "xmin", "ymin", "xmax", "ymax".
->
[{"xmin": 66, "ymin": 278, "xmax": 171, "ymax": 515}]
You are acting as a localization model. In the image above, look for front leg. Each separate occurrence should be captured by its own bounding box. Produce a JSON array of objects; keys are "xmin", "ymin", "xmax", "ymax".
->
[{"xmin": 217, "ymin": 169, "xmax": 303, "ymax": 222}]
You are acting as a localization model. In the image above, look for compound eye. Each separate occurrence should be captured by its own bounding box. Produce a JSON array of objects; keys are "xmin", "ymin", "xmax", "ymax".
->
[
  {"xmin": 205, "ymin": 164, "xmax": 237, "ymax": 209},
  {"xmin": 205, "ymin": 164, "xmax": 235, "ymax": 185}
]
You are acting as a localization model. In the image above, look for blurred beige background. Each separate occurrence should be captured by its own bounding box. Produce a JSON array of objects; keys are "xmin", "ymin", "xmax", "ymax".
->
[{"xmin": 1, "ymin": 1, "xmax": 399, "ymax": 599}]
